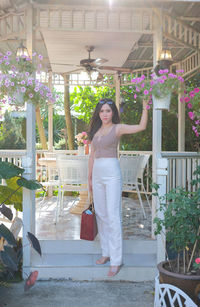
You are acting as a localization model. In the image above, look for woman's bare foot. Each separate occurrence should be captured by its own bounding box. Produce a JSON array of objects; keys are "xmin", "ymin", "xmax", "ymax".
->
[
  {"xmin": 96, "ymin": 256, "xmax": 110, "ymax": 265},
  {"xmin": 107, "ymin": 265, "xmax": 121, "ymax": 277}
]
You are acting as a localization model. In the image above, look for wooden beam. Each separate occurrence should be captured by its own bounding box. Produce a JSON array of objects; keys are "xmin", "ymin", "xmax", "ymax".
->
[{"xmin": 127, "ymin": 59, "xmax": 153, "ymax": 63}]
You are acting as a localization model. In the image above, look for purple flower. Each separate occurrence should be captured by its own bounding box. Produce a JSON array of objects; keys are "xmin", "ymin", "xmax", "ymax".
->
[
  {"xmin": 38, "ymin": 54, "xmax": 43, "ymax": 60},
  {"xmin": 178, "ymin": 76, "xmax": 184, "ymax": 82},
  {"xmin": 11, "ymin": 82, "xmax": 14, "ymax": 86},
  {"xmin": 131, "ymin": 78, "xmax": 137, "ymax": 83},
  {"xmin": 4, "ymin": 55, "xmax": 8, "ymax": 60},
  {"xmin": 141, "ymin": 75, "xmax": 145, "ymax": 80},
  {"xmin": 141, "ymin": 83, "xmax": 145, "ymax": 88},
  {"xmin": 6, "ymin": 51, "xmax": 12, "ymax": 56},
  {"xmin": 150, "ymin": 80, "xmax": 155, "ymax": 86},
  {"xmin": 5, "ymin": 62, "xmax": 10, "ymax": 65},
  {"xmin": 32, "ymin": 52, "xmax": 37, "ymax": 57},
  {"xmin": 34, "ymin": 87, "xmax": 39, "ymax": 92},
  {"xmin": 26, "ymin": 57, "xmax": 31, "ymax": 61},
  {"xmin": 187, "ymin": 103, "xmax": 192, "ymax": 109},
  {"xmin": 134, "ymin": 94, "xmax": 137, "ymax": 99},
  {"xmin": 29, "ymin": 93, "xmax": 33, "ymax": 98},
  {"xmin": 161, "ymin": 75, "xmax": 167, "ymax": 80},
  {"xmin": 146, "ymin": 105, "xmax": 150, "ymax": 110},
  {"xmin": 195, "ymin": 120, "xmax": 200, "ymax": 125},
  {"xmin": 144, "ymin": 89, "xmax": 149, "ymax": 95},
  {"xmin": 163, "ymin": 69, "xmax": 169, "ymax": 73},
  {"xmin": 159, "ymin": 79, "xmax": 165, "ymax": 84},
  {"xmin": 21, "ymin": 80, "xmax": 25, "ymax": 85},
  {"xmin": 25, "ymin": 72, "xmax": 30, "ymax": 77},
  {"xmin": 21, "ymin": 87, "xmax": 26, "ymax": 93},
  {"xmin": 16, "ymin": 57, "xmax": 20, "ymax": 62},
  {"xmin": 159, "ymin": 69, "xmax": 164, "ymax": 74},
  {"xmin": 136, "ymin": 87, "xmax": 140, "ymax": 92}
]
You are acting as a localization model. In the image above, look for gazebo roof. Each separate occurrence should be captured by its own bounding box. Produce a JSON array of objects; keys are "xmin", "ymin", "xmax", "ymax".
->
[{"xmin": 0, "ymin": 0, "xmax": 199, "ymax": 81}]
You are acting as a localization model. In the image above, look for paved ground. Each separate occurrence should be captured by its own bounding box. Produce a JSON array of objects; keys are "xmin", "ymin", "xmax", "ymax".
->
[{"xmin": 1, "ymin": 280, "xmax": 155, "ymax": 307}]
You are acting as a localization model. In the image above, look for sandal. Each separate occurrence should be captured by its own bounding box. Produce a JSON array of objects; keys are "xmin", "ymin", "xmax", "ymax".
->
[
  {"xmin": 107, "ymin": 265, "xmax": 122, "ymax": 277},
  {"xmin": 96, "ymin": 256, "xmax": 110, "ymax": 265}
]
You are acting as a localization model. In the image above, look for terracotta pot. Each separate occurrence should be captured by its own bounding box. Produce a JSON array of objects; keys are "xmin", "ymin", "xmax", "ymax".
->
[{"xmin": 158, "ymin": 260, "xmax": 200, "ymax": 305}]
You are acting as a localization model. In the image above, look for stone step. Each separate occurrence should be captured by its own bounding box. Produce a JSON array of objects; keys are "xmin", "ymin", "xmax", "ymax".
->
[{"xmin": 37, "ymin": 239, "xmax": 156, "ymax": 254}]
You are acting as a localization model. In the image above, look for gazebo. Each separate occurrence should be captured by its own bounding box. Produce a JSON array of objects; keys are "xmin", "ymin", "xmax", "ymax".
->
[{"xmin": 0, "ymin": 0, "xmax": 200, "ymax": 281}]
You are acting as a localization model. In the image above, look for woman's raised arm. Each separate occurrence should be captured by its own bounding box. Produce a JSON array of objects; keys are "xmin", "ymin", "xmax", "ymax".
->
[{"xmin": 117, "ymin": 99, "xmax": 148, "ymax": 137}]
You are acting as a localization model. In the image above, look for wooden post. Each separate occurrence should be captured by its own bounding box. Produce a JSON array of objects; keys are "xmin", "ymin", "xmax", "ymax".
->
[
  {"xmin": 115, "ymin": 73, "xmax": 121, "ymax": 111},
  {"xmin": 152, "ymin": 11, "xmax": 163, "ymax": 239},
  {"xmin": 63, "ymin": 75, "xmax": 74, "ymax": 150},
  {"xmin": 48, "ymin": 71, "xmax": 53, "ymax": 152},
  {"xmin": 22, "ymin": 4, "xmax": 36, "ymax": 279},
  {"xmin": 178, "ymin": 91, "xmax": 185, "ymax": 152}
]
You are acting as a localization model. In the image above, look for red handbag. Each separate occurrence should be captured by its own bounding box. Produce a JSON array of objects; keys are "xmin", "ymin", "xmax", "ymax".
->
[{"xmin": 80, "ymin": 197, "xmax": 98, "ymax": 241}]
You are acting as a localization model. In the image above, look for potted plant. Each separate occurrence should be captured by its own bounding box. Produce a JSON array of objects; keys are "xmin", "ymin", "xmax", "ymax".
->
[
  {"xmin": 0, "ymin": 51, "xmax": 57, "ymax": 108},
  {"xmin": 152, "ymin": 165, "xmax": 200, "ymax": 305},
  {"xmin": 131, "ymin": 68, "xmax": 184, "ymax": 110}
]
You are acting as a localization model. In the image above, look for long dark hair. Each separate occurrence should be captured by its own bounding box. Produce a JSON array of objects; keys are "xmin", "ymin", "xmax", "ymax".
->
[{"xmin": 88, "ymin": 99, "xmax": 120, "ymax": 141}]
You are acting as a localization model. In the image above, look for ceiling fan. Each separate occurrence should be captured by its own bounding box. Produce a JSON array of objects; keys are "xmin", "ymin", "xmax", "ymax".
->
[{"xmin": 51, "ymin": 45, "xmax": 133, "ymax": 76}]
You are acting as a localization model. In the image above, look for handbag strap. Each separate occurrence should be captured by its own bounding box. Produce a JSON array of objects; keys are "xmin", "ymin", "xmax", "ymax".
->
[{"xmin": 89, "ymin": 193, "xmax": 95, "ymax": 212}]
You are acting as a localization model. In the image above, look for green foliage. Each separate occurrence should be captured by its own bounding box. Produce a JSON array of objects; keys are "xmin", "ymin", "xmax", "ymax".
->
[
  {"xmin": 0, "ymin": 111, "xmax": 26, "ymax": 149},
  {"xmin": 0, "ymin": 161, "xmax": 43, "ymax": 213},
  {"xmin": 70, "ymin": 86, "xmax": 115, "ymax": 124},
  {"xmin": 0, "ymin": 162, "xmax": 24, "ymax": 179},
  {"xmin": 153, "ymin": 166, "xmax": 200, "ymax": 273},
  {"xmin": 0, "ymin": 224, "xmax": 17, "ymax": 246}
]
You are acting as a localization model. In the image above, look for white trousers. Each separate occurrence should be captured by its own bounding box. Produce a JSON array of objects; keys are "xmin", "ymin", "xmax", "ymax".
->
[{"xmin": 92, "ymin": 158, "xmax": 123, "ymax": 266}]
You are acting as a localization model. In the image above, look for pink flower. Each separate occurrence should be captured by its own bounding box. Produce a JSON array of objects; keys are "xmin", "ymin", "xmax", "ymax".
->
[
  {"xmin": 187, "ymin": 103, "xmax": 192, "ymax": 109},
  {"xmin": 189, "ymin": 91, "xmax": 195, "ymax": 97},
  {"xmin": 82, "ymin": 132, "xmax": 87, "ymax": 136},
  {"xmin": 180, "ymin": 96, "xmax": 184, "ymax": 103},
  {"xmin": 29, "ymin": 93, "xmax": 33, "ymax": 98},
  {"xmin": 158, "ymin": 69, "xmax": 164, "ymax": 74},
  {"xmin": 178, "ymin": 76, "xmax": 184, "ymax": 82},
  {"xmin": 134, "ymin": 94, "xmax": 137, "ymax": 99},
  {"xmin": 146, "ymin": 105, "xmax": 150, "ymax": 110},
  {"xmin": 184, "ymin": 97, "xmax": 190, "ymax": 103},
  {"xmin": 188, "ymin": 112, "xmax": 195, "ymax": 120},
  {"xmin": 144, "ymin": 89, "xmax": 149, "ymax": 95},
  {"xmin": 21, "ymin": 87, "xmax": 26, "ymax": 93},
  {"xmin": 141, "ymin": 83, "xmax": 145, "ymax": 88},
  {"xmin": 136, "ymin": 87, "xmax": 140, "ymax": 92},
  {"xmin": 194, "ymin": 88, "xmax": 200, "ymax": 93},
  {"xmin": 163, "ymin": 69, "xmax": 169, "ymax": 73},
  {"xmin": 83, "ymin": 140, "xmax": 87, "ymax": 145},
  {"xmin": 195, "ymin": 120, "xmax": 200, "ymax": 125}
]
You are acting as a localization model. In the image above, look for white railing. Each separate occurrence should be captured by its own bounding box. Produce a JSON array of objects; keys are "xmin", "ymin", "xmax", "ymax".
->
[{"xmin": 162, "ymin": 152, "xmax": 200, "ymax": 192}]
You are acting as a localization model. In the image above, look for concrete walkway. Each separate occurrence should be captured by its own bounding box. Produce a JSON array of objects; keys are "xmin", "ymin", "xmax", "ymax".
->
[{"xmin": 1, "ymin": 280, "xmax": 155, "ymax": 307}]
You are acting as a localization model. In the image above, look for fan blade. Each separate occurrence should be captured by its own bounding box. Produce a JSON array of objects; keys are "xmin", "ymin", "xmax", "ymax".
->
[
  {"xmin": 99, "ymin": 66, "xmax": 133, "ymax": 73},
  {"xmin": 93, "ymin": 58, "xmax": 108, "ymax": 65},
  {"xmin": 51, "ymin": 63, "xmax": 79, "ymax": 67}
]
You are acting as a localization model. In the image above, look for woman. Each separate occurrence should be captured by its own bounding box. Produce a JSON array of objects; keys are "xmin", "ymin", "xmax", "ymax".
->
[{"xmin": 88, "ymin": 98, "xmax": 148, "ymax": 277}]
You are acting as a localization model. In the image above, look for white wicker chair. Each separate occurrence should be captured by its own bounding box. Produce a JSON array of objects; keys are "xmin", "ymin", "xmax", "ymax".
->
[
  {"xmin": 55, "ymin": 154, "xmax": 89, "ymax": 223},
  {"xmin": 120, "ymin": 155, "xmax": 147, "ymax": 219},
  {"xmin": 154, "ymin": 275, "xmax": 198, "ymax": 307},
  {"xmin": 137, "ymin": 154, "xmax": 151, "ymax": 211}
]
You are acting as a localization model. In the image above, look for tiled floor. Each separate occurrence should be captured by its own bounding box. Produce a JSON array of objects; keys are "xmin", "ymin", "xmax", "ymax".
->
[{"xmin": 36, "ymin": 196, "xmax": 152, "ymax": 240}]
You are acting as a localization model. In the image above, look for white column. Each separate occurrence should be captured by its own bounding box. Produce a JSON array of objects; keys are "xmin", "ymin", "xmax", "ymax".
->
[
  {"xmin": 156, "ymin": 158, "xmax": 168, "ymax": 263},
  {"xmin": 22, "ymin": 4, "xmax": 36, "ymax": 278},
  {"xmin": 152, "ymin": 11, "xmax": 163, "ymax": 238},
  {"xmin": 48, "ymin": 71, "xmax": 53, "ymax": 151}
]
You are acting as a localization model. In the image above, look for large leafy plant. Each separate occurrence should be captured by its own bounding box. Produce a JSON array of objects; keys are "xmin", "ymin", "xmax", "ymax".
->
[
  {"xmin": 153, "ymin": 165, "xmax": 200, "ymax": 275},
  {"xmin": 0, "ymin": 161, "xmax": 43, "ymax": 290}
]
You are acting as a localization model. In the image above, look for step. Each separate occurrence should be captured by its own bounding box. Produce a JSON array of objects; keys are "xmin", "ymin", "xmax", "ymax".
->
[
  {"xmin": 36, "ymin": 239, "xmax": 157, "ymax": 254},
  {"xmin": 28, "ymin": 239, "xmax": 157, "ymax": 281}
]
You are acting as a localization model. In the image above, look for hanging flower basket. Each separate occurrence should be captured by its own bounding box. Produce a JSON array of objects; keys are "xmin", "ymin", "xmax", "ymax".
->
[{"xmin": 152, "ymin": 93, "xmax": 171, "ymax": 110}]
